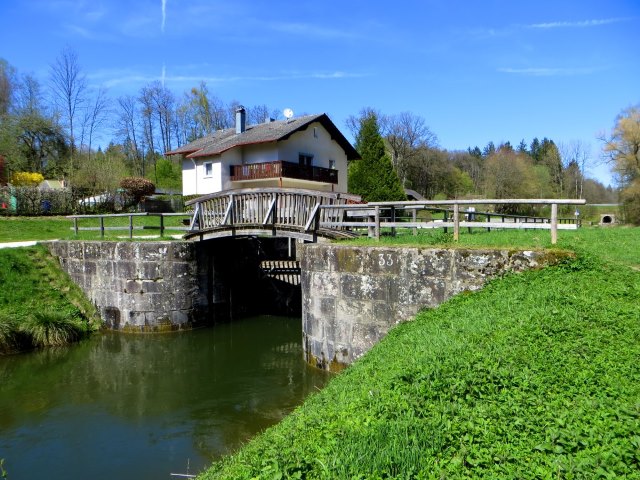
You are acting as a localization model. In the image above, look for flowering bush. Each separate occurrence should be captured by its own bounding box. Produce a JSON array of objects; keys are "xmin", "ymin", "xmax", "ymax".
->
[{"xmin": 10, "ymin": 172, "xmax": 45, "ymax": 187}]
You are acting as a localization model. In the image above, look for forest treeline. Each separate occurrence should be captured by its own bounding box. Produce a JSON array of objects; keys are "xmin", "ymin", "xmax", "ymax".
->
[{"xmin": 0, "ymin": 50, "xmax": 629, "ymax": 212}]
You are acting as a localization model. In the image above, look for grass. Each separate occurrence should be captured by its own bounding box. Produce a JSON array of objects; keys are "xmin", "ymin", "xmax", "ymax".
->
[
  {"xmin": 199, "ymin": 226, "xmax": 640, "ymax": 479},
  {"xmin": 0, "ymin": 246, "xmax": 99, "ymax": 353},
  {"xmin": 0, "ymin": 214, "xmax": 190, "ymax": 242}
]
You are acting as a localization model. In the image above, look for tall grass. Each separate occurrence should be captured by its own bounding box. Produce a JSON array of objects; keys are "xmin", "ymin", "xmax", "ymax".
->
[
  {"xmin": 0, "ymin": 246, "xmax": 99, "ymax": 353},
  {"xmin": 20, "ymin": 310, "xmax": 86, "ymax": 347}
]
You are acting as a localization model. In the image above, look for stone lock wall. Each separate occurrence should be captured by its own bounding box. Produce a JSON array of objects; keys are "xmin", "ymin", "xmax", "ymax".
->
[
  {"xmin": 300, "ymin": 245, "xmax": 554, "ymax": 371},
  {"xmin": 47, "ymin": 241, "xmax": 207, "ymax": 331}
]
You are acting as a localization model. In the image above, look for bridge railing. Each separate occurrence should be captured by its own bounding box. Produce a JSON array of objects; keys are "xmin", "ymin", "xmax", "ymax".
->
[
  {"xmin": 317, "ymin": 198, "xmax": 586, "ymax": 244},
  {"xmin": 185, "ymin": 188, "xmax": 361, "ymax": 240}
]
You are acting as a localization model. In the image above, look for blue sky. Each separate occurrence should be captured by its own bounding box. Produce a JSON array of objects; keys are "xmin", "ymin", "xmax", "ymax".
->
[{"xmin": 1, "ymin": 0, "xmax": 639, "ymax": 185}]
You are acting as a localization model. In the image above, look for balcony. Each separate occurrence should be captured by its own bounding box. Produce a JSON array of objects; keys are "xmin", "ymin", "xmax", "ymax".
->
[{"xmin": 230, "ymin": 161, "xmax": 338, "ymax": 185}]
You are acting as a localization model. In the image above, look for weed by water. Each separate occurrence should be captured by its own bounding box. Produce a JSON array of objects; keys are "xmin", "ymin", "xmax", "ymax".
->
[{"xmin": 20, "ymin": 310, "xmax": 87, "ymax": 348}]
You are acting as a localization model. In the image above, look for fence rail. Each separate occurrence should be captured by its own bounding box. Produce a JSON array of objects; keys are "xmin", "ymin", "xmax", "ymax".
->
[
  {"xmin": 318, "ymin": 198, "xmax": 586, "ymax": 244},
  {"xmin": 67, "ymin": 212, "xmax": 191, "ymax": 238}
]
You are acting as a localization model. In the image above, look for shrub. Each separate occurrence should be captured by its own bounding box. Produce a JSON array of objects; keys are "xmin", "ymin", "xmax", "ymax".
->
[
  {"xmin": 120, "ymin": 177, "xmax": 155, "ymax": 207},
  {"xmin": 10, "ymin": 172, "xmax": 45, "ymax": 187},
  {"xmin": 21, "ymin": 310, "xmax": 85, "ymax": 348}
]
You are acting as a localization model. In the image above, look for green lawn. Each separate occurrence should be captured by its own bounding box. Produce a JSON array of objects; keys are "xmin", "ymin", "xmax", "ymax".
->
[
  {"xmin": 200, "ymin": 226, "xmax": 640, "ymax": 479},
  {"xmin": 0, "ymin": 214, "xmax": 190, "ymax": 242}
]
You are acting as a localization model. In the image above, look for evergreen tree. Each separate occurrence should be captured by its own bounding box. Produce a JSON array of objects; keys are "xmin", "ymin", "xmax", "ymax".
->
[{"xmin": 348, "ymin": 112, "xmax": 405, "ymax": 202}]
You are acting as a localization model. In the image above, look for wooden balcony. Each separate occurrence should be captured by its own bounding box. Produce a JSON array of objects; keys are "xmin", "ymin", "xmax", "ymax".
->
[{"xmin": 230, "ymin": 161, "xmax": 338, "ymax": 184}]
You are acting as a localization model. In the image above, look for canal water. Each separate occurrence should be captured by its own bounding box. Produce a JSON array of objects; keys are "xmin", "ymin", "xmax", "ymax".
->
[{"xmin": 0, "ymin": 316, "xmax": 331, "ymax": 479}]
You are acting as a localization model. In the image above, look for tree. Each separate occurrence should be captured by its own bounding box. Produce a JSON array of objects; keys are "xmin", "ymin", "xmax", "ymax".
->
[
  {"xmin": 0, "ymin": 59, "xmax": 17, "ymax": 116},
  {"xmin": 384, "ymin": 111, "xmax": 437, "ymax": 187},
  {"xmin": 601, "ymin": 105, "xmax": 640, "ymax": 223},
  {"xmin": 348, "ymin": 111, "xmax": 405, "ymax": 202},
  {"xmin": 601, "ymin": 105, "xmax": 640, "ymax": 187},
  {"xmin": 49, "ymin": 47, "xmax": 87, "ymax": 177},
  {"xmin": 482, "ymin": 149, "xmax": 540, "ymax": 213}
]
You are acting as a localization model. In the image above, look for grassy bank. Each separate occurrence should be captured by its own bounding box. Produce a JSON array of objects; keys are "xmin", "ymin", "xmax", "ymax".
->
[
  {"xmin": 0, "ymin": 246, "xmax": 100, "ymax": 354},
  {"xmin": 200, "ymin": 227, "xmax": 640, "ymax": 479}
]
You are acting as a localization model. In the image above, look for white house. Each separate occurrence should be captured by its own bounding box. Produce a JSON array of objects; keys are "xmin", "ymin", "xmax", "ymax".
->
[{"xmin": 166, "ymin": 107, "xmax": 359, "ymax": 196}]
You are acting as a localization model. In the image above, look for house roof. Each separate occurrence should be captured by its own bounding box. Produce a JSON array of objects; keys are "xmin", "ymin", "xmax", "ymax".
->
[{"xmin": 166, "ymin": 113, "xmax": 360, "ymax": 161}]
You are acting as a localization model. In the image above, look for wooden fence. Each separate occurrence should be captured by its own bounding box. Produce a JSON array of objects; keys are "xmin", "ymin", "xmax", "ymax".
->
[
  {"xmin": 319, "ymin": 198, "xmax": 586, "ymax": 244},
  {"xmin": 68, "ymin": 212, "xmax": 192, "ymax": 238}
]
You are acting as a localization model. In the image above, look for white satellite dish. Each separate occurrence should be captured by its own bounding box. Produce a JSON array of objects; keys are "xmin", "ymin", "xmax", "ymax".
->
[{"xmin": 283, "ymin": 108, "xmax": 294, "ymax": 120}]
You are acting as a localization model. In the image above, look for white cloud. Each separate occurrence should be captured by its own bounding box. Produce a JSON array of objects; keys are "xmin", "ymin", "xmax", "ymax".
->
[
  {"xmin": 498, "ymin": 67, "xmax": 598, "ymax": 76},
  {"xmin": 528, "ymin": 18, "xmax": 631, "ymax": 29}
]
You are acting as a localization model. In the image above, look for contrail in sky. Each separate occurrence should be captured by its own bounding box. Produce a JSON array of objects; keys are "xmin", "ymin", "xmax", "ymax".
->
[{"xmin": 161, "ymin": 0, "xmax": 167, "ymax": 32}]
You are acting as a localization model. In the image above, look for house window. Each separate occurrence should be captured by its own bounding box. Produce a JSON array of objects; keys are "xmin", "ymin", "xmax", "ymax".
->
[
  {"xmin": 329, "ymin": 159, "xmax": 336, "ymax": 169},
  {"xmin": 313, "ymin": 127, "xmax": 318, "ymax": 138},
  {"xmin": 204, "ymin": 162, "xmax": 213, "ymax": 177},
  {"xmin": 299, "ymin": 153, "xmax": 313, "ymax": 167}
]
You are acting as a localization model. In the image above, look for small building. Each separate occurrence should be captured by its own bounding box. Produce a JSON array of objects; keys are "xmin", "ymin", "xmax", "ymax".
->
[{"xmin": 166, "ymin": 107, "xmax": 359, "ymax": 196}]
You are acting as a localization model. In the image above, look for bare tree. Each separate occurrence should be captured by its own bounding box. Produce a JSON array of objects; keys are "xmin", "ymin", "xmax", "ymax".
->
[
  {"xmin": 115, "ymin": 95, "xmax": 143, "ymax": 174},
  {"xmin": 385, "ymin": 112, "xmax": 438, "ymax": 186},
  {"xmin": 79, "ymin": 86, "xmax": 110, "ymax": 154},
  {"xmin": 49, "ymin": 47, "xmax": 87, "ymax": 178},
  {"xmin": 559, "ymin": 140, "xmax": 591, "ymax": 198}
]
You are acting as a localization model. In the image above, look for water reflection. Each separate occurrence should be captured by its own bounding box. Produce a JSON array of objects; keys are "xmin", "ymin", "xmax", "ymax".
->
[{"xmin": 0, "ymin": 316, "xmax": 330, "ymax": 480}]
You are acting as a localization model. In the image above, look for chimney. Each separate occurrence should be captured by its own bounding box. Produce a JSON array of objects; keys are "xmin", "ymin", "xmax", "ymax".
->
[{"xmin": 235, "ymin": 106, "xmax": 246, "ymax": 134}]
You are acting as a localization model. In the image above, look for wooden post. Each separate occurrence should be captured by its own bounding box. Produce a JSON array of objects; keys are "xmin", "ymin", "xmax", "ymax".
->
[
  {"xmin": 74, "ymin": 217, "xmax": 78, "ymax": 235},
  {"xmin": 374, "ymin": 205, "xmax": 380, "ymax": 240},
  {"xmin": 412, "ymin": 208, "xmax": 417, "ymax": 236},
  {"xmin": 551, "ymin": 203, "xmax": 558, "ymax": 244},
  {"xmin": 453, "ymin": 203, "xmax": 460, "ymax": 242},
  {"xmin": 390, "ymin": 206, "xmax": 396, "ymax": 237},
  {"xmin": 100, "ymin": 216, "xmax": 105, "ymax": 238},
  {"xmin": 160, "ymin": 214, "xmax": 164, "ymax": 237},
  {"xmin": 129, "ymin": 215, "xmax": 133, "ymax": 239}
]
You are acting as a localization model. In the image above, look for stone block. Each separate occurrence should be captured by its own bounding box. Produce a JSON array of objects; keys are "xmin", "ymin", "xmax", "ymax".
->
[
  {"xmin": 336, "ymin": 298, "xmax": 373, "ymax": 324},
  {"xmin": 389, "ymin": 276, "xmax": 446, "ymax": 307},
  {"xmin": 340, "ymin": 273, "xmax": 389, "ymax": 302},
  {"xmin": 361, "ymin": 248, "xmax": 402, "ymax": 275},
  {"xmin": 406, "ymin": 249, "xmax": 452, "ymax": 277},
  {"xmin": 310, "ymin": 271, "xmax": 340, "ymax": 296},
  {"xmin": 115, "ymin": 261, "xmax": 137, "ymax": 279},
  {"xmin": 67, "ymin": 241, "xmax": 84, "ymax": 260},
  {"xmin": 172, "ymin": 242, "xmax": 196, "ymax": 261},
  {"xmin": 334, "ymin": 246, "xmax": 365, "ymax": 273},
  {"xmin": 452, "ymin": 250, "xmax": 508, "ymax": 280}
]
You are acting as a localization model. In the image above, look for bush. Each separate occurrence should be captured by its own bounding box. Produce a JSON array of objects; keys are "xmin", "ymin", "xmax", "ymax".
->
[
  {"xmin": 20, "ymin": 310, "xmax": 86, "ymax": 348},
  {"xmin": 10, "ymin": 172, "xmax": 44, "ymax": 187},
  {"xmin": 120, "ymin": 177, "xmax": 155, "ymax": 207}
]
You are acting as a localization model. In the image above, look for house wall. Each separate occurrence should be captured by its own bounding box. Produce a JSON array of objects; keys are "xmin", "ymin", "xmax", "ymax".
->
[
  {"xmin": 278, "ymin": 122, "xmax": 348, "ymax": 193},
  {"xmin": 182, "ymin": 159, "xmax": 197, "ymax": 195}
]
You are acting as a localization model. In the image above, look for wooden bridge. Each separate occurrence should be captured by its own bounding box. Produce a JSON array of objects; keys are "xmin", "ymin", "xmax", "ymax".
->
[
  {"xmin": 184, "ymin": 188, "xmax": 362, "ymax": 242},
  {"xmin": 185, "ymin": 188, "xmax": 586, "ymax": 244}
]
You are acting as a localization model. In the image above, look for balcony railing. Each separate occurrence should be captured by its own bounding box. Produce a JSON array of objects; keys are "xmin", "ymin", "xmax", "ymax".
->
[{"xmin": 230, "ymin": 161, "xmax": 338, "ymax": 184}]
